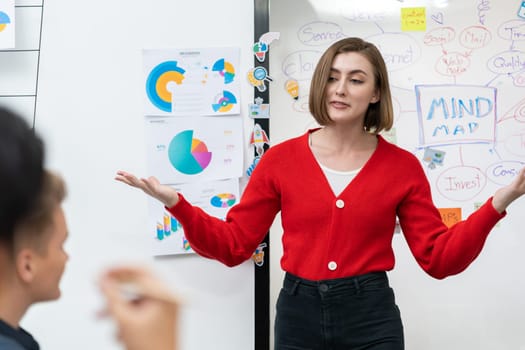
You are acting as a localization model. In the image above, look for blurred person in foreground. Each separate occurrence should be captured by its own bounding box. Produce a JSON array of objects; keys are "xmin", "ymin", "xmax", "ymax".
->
[{"xmin": 0, "ymin": 106, "xmax": 178, "ymax": 350}]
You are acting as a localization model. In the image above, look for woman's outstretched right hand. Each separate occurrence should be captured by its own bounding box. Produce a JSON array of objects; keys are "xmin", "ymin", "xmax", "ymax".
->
[{"xmin": 115, "ymin": 170, "xmax": 180, "ymax": 208}]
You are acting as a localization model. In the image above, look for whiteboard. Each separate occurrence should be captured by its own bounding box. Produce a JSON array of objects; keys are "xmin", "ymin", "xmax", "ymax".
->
[{"xmin": 269, "ymin": 1, "xmax": 525, "ymax": 349}]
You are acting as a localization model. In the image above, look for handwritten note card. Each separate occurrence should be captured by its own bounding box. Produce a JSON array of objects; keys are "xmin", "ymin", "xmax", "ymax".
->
[
  {"xmin": 438, "ymin": 207, "xmax": 462, "ymax": 228},
  {"xmin": 401, "ymin": 7, "xmax": 426, "ymax": 32}
]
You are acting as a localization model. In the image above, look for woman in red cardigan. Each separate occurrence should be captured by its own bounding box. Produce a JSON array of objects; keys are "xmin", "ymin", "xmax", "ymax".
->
[{"xmin": 116, "ymin": 37, "xmax": 525, "ymax": 349}]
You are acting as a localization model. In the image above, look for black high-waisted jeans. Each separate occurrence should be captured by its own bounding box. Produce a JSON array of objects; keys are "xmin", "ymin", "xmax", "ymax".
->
[{"xmin": 275, "ymin": 272, "xmax": 404, "ymax": 350}]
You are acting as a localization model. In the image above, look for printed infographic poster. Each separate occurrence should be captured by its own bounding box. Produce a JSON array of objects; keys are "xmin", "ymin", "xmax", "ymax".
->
[
  {"xmin": 145, "ymin": 115, "xmax": 244, "ymax": 184},
  {"xmin": 0, "ymin": 0, "xmax": 15, "ymax": 49},
  {"xmin": 143, "ymin": 47, "xmax": 240, "ymax": 117},
  {"xmin": 148, "ymin": 178, "xmax": 240, "ymax": 256}
]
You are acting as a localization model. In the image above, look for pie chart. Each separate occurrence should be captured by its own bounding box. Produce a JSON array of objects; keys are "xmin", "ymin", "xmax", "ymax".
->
[
  {"xmin": 212, "ymin": 58, "xmax": 235, "ymax": 84},
  {"xmin": 168, "ymin": 130, "xmax": 212, "ymax": 175},
  {"xmin": 212, "ymin": 90, "xmax": 237, "ymax": 113},
  {"xmin": 210, "ymin": 193, "xmax": 237, "ymax": 208}
]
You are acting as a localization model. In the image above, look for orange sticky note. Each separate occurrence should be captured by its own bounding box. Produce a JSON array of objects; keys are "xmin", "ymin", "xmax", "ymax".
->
[
  {"xmin": 438, "ymin": 207, "xmax": 462, "ymax": 228},
  {"xmin": 401, "ymin": 7, "xmax": 426, "ymax": 32}
]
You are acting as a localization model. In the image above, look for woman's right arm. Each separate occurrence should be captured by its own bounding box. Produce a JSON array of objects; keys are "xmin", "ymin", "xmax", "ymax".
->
[{"xmin": 115, "ymin": 150, "xmax": 282, "ymax": 267}]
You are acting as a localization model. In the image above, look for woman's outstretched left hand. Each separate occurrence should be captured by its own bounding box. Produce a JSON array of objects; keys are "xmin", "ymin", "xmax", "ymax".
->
[{"xmin": 492, "ymin": 167, "xmax": 525, "ymax": 213}]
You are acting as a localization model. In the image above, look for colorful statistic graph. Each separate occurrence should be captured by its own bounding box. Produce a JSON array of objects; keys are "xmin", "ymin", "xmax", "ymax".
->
[
  {"xmin": 0, "ymin": 12, "xmax": 11, "ymax": 32},
  {"xmin": 156, "ymin": 213, "xmax": 182, "ymax": 241},
  {"xmin": 212, "ymin": 90, "xmax": 237, "ymax": 113},
  {"xmin": 155, "ymin": 213, "xmax": 191, "ymax": 251},
  {"xmin": 210, "ymin": 193, "xmax": 237, "ymax": 208},
  {"xmin": 212, "ymin": 58, "xmax": 235, "ymax": 84},
  {"xmin": 168, "ymin": 130, "xmax": 212, "ymax": 175},
  {"xmin": 146, "ymin": 61, "xmax": 185, "ymax": 112}
]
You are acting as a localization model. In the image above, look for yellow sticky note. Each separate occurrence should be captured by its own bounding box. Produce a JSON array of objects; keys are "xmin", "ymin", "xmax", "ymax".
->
[
  {"xmin": 401, "ymin": 7, "xmax": 426, "ymax": 32},
  {"xmin": 438, "ymin": 207, "xmax": 462, "ymax": 228}
]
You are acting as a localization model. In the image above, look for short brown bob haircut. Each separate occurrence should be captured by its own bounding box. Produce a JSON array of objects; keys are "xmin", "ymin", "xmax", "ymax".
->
[{"xmin": 308, "ymin": 37, "xmax": 394, "ymax": 134}]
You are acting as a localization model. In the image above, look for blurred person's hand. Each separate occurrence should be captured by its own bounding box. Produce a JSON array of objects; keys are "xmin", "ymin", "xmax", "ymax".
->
[{"xmin": 99, "ymin": 266, "xmax": 178, "ymax": 350}]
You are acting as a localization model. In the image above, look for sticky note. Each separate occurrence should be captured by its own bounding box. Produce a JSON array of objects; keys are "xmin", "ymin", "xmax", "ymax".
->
[
  {"xmin": 401, "ymin": 7, "xmax": 426, "ymax": 32},
  {"xmin": 438, "ymin": 207, "xmax": 462, "ymax": 228}
]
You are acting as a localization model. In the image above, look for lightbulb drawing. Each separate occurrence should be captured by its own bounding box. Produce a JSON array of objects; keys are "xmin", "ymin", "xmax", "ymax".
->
[
  {"xmin": 253, "ymin": 41, "xmax": 268, "ymax": 62},
  {"xmin": 247, "ymin": 66, "xmax": 273, "ymax": 92},
  {"xmin": 252, "ymin": 31, "xmax": 280, "ymax": 63},
  {"xmin": 285, "ymin": 79, "xmax": 299, "ymax": 100}
]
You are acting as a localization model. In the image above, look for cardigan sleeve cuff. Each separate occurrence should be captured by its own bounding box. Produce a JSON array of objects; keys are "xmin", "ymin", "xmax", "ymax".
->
[
  {"xmin": 484, "ymin": 196, "xmax": 507, "ymax": 223},
  {"xmin": 165, "ymin": 193, "xmax": 189, "ymax": 217}
]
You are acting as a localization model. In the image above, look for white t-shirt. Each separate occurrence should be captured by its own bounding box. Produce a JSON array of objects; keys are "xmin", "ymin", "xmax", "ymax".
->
[{"xmin": 318, "ymin": 162, "xmax": 361, "ymax": 196}]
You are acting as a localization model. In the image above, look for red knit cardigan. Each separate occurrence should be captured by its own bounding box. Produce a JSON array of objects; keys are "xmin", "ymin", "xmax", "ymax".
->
[{"xmin": 168, "ymin": 130, "xmax": 505, "ymax": 280}]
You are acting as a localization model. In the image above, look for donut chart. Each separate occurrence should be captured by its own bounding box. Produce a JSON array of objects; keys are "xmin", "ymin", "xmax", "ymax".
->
[
  {"xmin": 146, "ymin": 61, "xmax": 185, "ymax": 112},
  {"xmin": 210, "ymin": 193, "xmax": 237, "ymax": 208},
  {"xmin": 212, "ymin": 90, "xmax": 237, "ymax": 113},
  {"xmin": 168, "ymin": 130, "xmax": 212, "ymax": 175},
  {"xmin": 212, "ymin": 58, "xmax": 235, "ymax": 84},
  {"xmin": 0, "ymin": 12, "xmax": 11, "ymax": 32}
]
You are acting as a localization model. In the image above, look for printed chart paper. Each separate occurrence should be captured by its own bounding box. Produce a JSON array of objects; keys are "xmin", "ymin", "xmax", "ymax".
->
[
  {"xmin": 148, "ymin": 178, "xmax": 240, "ymax": 256},
  {"xmin": 145, "ymin": 115, "xmax": 244, "ymax": 184},
  {"xmin": 143, "ymin": 47, "xmax": 241, "ymax": 117}
]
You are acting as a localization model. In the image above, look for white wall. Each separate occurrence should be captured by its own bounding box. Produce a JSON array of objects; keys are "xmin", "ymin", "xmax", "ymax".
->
[{"xmin": 19, "ymin": 1, "xmax": 256, "ymax": 349}]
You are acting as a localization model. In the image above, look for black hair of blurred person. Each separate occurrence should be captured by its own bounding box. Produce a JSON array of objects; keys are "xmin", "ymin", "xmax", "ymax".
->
[{"xmin": 0, "ymin": 106, "xmax": 45, "ymax": 245}]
